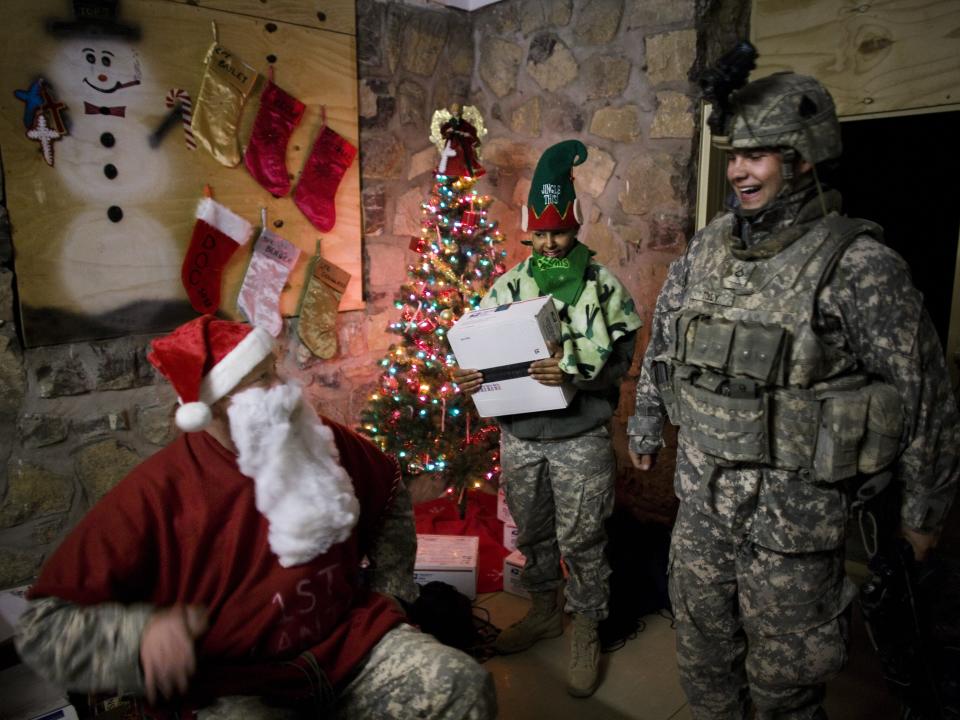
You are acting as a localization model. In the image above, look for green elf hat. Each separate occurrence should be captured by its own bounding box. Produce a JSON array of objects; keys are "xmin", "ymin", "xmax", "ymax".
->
[{"xmin": 521, "ymin": 140, "xmax": 587, "ymax": 232}]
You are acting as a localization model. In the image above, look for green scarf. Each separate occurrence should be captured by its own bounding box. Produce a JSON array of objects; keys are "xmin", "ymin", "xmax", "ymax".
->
[{"xmin": 530, "ymin": 242, "xmax": 593, "ymax": 306}]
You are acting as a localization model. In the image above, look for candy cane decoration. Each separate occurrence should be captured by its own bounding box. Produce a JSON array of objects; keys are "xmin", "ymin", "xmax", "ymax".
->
[{"xmin": 165, "ymin": 88, "xmax": 196, "ymax": 150}]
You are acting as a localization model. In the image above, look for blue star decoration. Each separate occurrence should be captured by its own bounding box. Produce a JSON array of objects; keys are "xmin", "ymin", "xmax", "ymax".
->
[{"xmin": 14, "ymin": 78, "xmax": 45, "ymax": 129}]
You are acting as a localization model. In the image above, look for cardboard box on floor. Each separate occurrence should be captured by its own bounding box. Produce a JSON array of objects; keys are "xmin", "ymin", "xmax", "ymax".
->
[
  {"xmin": 503, "ymin": 549, "xmax": 529, "ymax": 599},
  {"xmin": 414, "ymin": 534, "xmax": 479, "ymax": 600},
  {"xmin": 447, "ymin": 296, "xmax": 576, "ymax": 417}
]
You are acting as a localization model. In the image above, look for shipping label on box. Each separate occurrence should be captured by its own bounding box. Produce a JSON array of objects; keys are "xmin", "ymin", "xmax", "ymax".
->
[
  {"xmin": 502, "ymin": 522, "xmax": 519, "ymax": 552},
  {"xmin": 447, "ymin": 296, "xmax": 576, "ymax": 417},
  {"xmin": 503, "ymin": 549, "xmax": 529, "ymax": 599},
  {"xmin": 414, "ymin": 534, "xmax": 479, "ymax": 600}
]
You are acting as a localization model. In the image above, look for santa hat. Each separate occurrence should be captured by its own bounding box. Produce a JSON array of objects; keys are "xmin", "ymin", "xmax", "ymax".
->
[
  {"xmin": 521, "ymin": 140, "xmax": 587, "ymax": 232},
  {"xmin": 147, "ymin": 315, "xmax": 274, "ymax": 432}
]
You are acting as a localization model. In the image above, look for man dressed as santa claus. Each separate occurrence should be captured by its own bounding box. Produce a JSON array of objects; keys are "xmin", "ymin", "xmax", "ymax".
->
[{"xmin": 15, "ymin": 315, "xmax": 495, "ymax": 720}]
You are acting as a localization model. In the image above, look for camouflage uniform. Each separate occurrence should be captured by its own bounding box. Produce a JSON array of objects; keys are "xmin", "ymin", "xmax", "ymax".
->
[
  {"xmin": 629, "ymin": 187, "xmax": 960, "ymax": 718},
  {"xmin": 482, "ymin": 258, "xmax": 640, "ymax": 619},
  {"xmin": 16, "ymin": 482, "xmax": 496, "ymax": 719}
]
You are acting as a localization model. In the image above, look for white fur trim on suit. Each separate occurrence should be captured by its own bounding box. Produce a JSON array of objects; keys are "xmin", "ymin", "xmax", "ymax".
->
[
  {"xmin": 197, "ymin": 325, "xmax": 274, "ymax": 407},
  {"xmin": 196, "ymin": 197, "xmax": 253, "ymax": 245}
]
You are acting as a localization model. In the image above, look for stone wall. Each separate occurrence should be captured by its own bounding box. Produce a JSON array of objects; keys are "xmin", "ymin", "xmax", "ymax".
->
[{"xmin": 0, "ymin": 0, "xmax": 751, "ymax": 587}]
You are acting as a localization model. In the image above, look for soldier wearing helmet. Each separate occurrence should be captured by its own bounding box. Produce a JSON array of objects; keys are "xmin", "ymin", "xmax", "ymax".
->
[{"xmin": 628, "ymin": 63, "xmax": 959, "ymax": 719}]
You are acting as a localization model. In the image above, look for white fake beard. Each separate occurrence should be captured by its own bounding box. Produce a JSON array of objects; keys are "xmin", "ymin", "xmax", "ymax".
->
[{"xmin": 227, "ymin": 382, "xmax": 359, "ymax": 567}]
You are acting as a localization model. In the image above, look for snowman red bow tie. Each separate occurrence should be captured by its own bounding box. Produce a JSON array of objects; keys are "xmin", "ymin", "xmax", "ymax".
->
[{"xmin": 84, "ymin": 102, "xmax": 126, "ymax": 117}]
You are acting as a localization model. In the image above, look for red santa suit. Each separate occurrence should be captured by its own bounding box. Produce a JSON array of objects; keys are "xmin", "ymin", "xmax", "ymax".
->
[{"xmin": 28, "ymin": 419, "xmax": 407, "ymax": 707}]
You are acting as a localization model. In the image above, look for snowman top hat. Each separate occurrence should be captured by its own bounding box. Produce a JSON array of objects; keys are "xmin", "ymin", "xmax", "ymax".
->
[{"xmin": 47, "ymin": 0, "xmax": 141, "ymax": 40}]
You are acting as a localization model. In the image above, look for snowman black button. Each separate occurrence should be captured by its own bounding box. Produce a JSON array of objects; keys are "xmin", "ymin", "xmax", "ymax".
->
[
  {"xmin": 104, "ymin": 164, "xmax": 118, "ymax": 179},
  {"xmin": 100, "ymin": 132, "xmax": 115, "ymax": 148},
  {"xmin": 108, "ymin": 206, "xmax": 123, "ymax": 222}
]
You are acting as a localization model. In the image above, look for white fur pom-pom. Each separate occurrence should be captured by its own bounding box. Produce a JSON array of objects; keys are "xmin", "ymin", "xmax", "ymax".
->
[{"xmin": 176, "ymin": 402, "xmax": 212, "ymax": 432}]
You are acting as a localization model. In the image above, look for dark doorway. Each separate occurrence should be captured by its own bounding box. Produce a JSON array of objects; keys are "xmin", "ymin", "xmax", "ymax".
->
[{"xmin": 835, "ymin": 110, "xmax": 960, "ymax": 350}]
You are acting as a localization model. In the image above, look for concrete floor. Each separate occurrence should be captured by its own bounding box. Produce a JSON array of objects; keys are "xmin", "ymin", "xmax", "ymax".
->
[{"xmin": 475, "ymin": 581, "xmax": 901, "ymax": 720}]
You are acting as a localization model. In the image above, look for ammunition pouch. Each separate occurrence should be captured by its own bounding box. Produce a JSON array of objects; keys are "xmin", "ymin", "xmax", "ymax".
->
[{"xmin": 664, "ymin": 361, "xmax": 903, "ymax": 481}]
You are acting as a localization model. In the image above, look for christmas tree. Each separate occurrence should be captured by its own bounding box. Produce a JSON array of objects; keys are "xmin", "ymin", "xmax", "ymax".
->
[{"xmin": 360, "ymin": 107, "xmax": 506, "ymax": 496}]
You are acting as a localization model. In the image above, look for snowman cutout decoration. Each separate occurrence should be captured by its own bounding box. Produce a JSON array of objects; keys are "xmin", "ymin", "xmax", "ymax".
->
[{"xmin": 45, "ymin": 35, "xmax": 186, "ymax": 329}]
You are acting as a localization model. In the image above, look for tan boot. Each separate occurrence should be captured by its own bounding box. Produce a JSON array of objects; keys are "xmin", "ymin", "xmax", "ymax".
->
[
  {"xmin": 567, "ymin": 614, "xmax": 600, "ymax": 697},
  {"xmin": 494, "ymin": 590, "xmax": 564, "ymax": 654}
]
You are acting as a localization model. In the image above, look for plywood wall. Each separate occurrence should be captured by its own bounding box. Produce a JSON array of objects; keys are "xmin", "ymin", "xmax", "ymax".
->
[
  {"xmin": 0, "ymin": 0, "xmax": 360, "ymax": 346},
  {"xmin": 751, "ymin": 0, "xmax": 960, "ymax": 118}
]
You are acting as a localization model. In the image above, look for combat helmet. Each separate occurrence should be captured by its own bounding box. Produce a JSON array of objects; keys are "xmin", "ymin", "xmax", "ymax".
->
[{"xmin": 715, "ymin": 71, "xmax": 842, "ymax": 166}]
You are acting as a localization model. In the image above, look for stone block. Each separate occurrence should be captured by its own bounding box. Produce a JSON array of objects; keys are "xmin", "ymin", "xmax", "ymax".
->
[
  {"xmin": 384, "ymin": 3, "xmax": 407, "ymax": 74},
  {"xmin": 34, "ymin": 350, "xmax": 90, "ymax": 398},
  {"xmin": 357, "ymin": 0, "xmax": 384, "ymax": 68},
  {"xmin": 589, "ymin": 105, "xmax": 642, "ymax": 142},
  {"xmin": 408, "ymin": 146, "xmax": 438, "ymax": 181},
  {"xmin": 626, "ymin": 0, "xmax": 695, "ymax": 29},
  {"xmin": 401, "ymin": 10, "xmax": 449, "ymax": 77},
  {"xmin": 432, "ymin": 75, "xmax": 471, "ymax": 114},
  {"xmin": 0, "ymin": 335, "xmax": 25, "ymax": 408},
  {"xmin": 394, "ymin": 187, "xmax": 427, "ymax": 237},
  {"xmin": 576, "ymin": 0, "xmax": 624, "ymax": 45},
  {"xmin": 619, "ymin": 152, "xmax": 681, "ymax": 215},
  {"xmin": 362, "ymin": 186, "xmax": 386, "ymax": 236},
  {"xmin": 510, "ymin": 97, "xmax": 542, "ymax": 136},
  {"xmin": 511, "ymin": 0, "xmax": 573, "ymax": 34},
  {"xmin": 541, "ymin": 94, "xmax": 585, "ymax": 134},
  {"xmin": 361, "ymin": 134, "xmax": 406, "ymax": 180},
  {"xmin": 584, "ymin": 222, "xmax": 622, "ymax": 268},
  {"xmin": 481, "ymin": 139, "xmax": 539, "ymax": 171},
  {"xmin": 0, "ymin": 548, "xmax": 43, "ymax": 589},
  {"xmin": 91, "ymin": 336, "xmax": 155, "ymax": 391},
  {"xmin": 479, "ymin": 38, "xmax": 523, "ymax": 98},
  {"xmin": 527, "ymin": 34, "xmax": 578, "ymax": 93},
  {"xmin": 447, "ymin": 23, "xmax": 475, "ymax": 76},
  {"xmin": 649, "ymin": 211, "xmax": 689, "ymax": 250},
  {"xmin": 397, "ymin": 80, "xmax": 427, "ymax": 127},
  {"xmin": 577, "ymin": 145, "xmax": 616, "ymax": 198},
  {"xmin": 583, "ymin": 54, "xmax": 631, "ymax": 100},
  {"xmin": 650, "ymin": 91, "xmax": 694, "ymax": 138},
  {"xmin": 367, "ymin": 243, "xmax": 413, "ymax": 287},
  {"xmin": 646, "ymin": 29, "xmax": 696, "ymax": 85},
  {"xmin": 32, "ymin": 515, "xmax": 69, "ymax": 545},
  {"xmin": 0, "ymin": 460, "xmax": 73, "ymax": 527},
  {"xmin": 0, "ymin": 268, "xmax": 14, "ymax": 324},
  {"xmin": 137, "ymin": 402, "xmax": 177, "ymax": 446},
  {"xmin": 74, "ymin": 439, "xmax": 142, "ymax": 505},
  {"xmin": 18, "ymin": 414, "xmax": 69, "ymax": 448}
]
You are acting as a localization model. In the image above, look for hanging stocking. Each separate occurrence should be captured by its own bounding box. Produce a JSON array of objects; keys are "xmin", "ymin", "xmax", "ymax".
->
[
  {"xmin": 191, "ymin": 24, "xmax": 258, "ymax": 167},
  {"xmin": 293, "ymin": 125, "xmax": 356, "ymax": 232},
  {"xmin": 238, "ymin": 217, "xmax": 301, "ymax": 336},
  {"xmin": 244, "ymin": 79, "xmax": 305, "ymax": 196},
  {"xmin": 182, "ymin": 196, "xmax": 253, "ymax": 313},
  {"xmin": 298, "ymin": 251, "xmax": 351, "ymax": 359}
]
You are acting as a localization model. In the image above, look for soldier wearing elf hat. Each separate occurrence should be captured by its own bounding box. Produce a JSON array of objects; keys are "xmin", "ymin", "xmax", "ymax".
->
[
  {"xmin": 628, "ymin": 45, "xmax": 959, "ymax": 719},
  {"xmin": 454, "ymin": 140, "xmax": 642, "ymax": 698},
  {"xmin": 17, "ymin": 315, "xmax": 496, "ymax": 719}
]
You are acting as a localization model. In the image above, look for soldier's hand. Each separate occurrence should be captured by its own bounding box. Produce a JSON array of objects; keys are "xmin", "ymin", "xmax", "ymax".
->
[
  {"xmin": 901, "ymin": 526, "xmax": 938, "ymax": 563},
  {"xmin": 140, "ymin": 604, "xmax": 208, "ymax": 705},
  {"xmin": 529, "ymin": 342, "xmax": 567, "ymax": 386},
  {"xmin": 452, "ymin": 367, "xmax": 484, "ymax": 398},
  {"xmin": 628, "ymin": 449, "xmax": 656, "ymax": 471}
]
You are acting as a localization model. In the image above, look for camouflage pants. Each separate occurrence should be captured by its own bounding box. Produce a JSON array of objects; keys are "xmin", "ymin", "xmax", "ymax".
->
[
  {"xmin": 500, "ymin": 428, "xmax": 615, "ymax": 619},
  {"xmin": 198, "ymin": 625, "xmax": 496, "ymax": 720},
  {"xmin": 670, "ymin": 502, "xmax": 853, "ymax": 720}
]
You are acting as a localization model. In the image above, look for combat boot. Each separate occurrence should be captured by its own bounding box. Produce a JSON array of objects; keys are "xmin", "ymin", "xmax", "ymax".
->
[
  {"xmin": 567, "ymin": 613, "xmax": 600, "ymax": 697},
  {"xmin": 493, "ymin": 590, "xmax": 563, "ymax": 654}
]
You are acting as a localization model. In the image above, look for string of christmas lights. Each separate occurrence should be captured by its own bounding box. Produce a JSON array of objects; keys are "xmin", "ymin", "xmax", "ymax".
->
[{"xmin": 359, "ymin": 171, "xmax": 508, "ymax": 494}]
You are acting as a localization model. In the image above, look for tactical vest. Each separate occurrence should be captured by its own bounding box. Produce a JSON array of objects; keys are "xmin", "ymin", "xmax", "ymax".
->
[{"xmin": 655, "ymin": 213, "xmax": 903, "ymax": 482}]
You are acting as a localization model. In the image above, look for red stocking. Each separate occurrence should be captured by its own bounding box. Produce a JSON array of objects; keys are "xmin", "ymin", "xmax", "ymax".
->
[
  {"xmin": 293, "ymin": 126, "xmax": 356, "ymax": 232},
  {"xmin": 243, "ymin": 80, "xmax": 305, "ymax": 197},
  {"xmin": 182, "ymin": 197, "xmax": 253, "ymax": 313}
]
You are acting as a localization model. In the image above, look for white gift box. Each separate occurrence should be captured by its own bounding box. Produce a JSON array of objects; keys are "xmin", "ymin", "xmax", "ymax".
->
[
  {"xmin": 503, "ymin": 549, "xmax": 529, "ymax": 599},
  {"xmin": 447, "ymin": 296, "xmax": 576, "ymax": 417},
  {"xmin": 496, "ymin": 485, "xmax": 515, "ymax": 525},
  {"xmin": 413, "ymin": 534, "xmax": 479, "ymax": 599}
]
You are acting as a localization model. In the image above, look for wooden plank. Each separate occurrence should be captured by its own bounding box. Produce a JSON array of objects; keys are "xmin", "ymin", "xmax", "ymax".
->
[
  {"xmin": 164, "ymin": 0, "xmax": 356, "ymax": 36},
  {"xmin": 0, "ymin": 0, "xmax": 361, "ymax": 346},
  {"xmin": 751, "ymin": 0, "xmax": 960, "ymax": 117}
]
